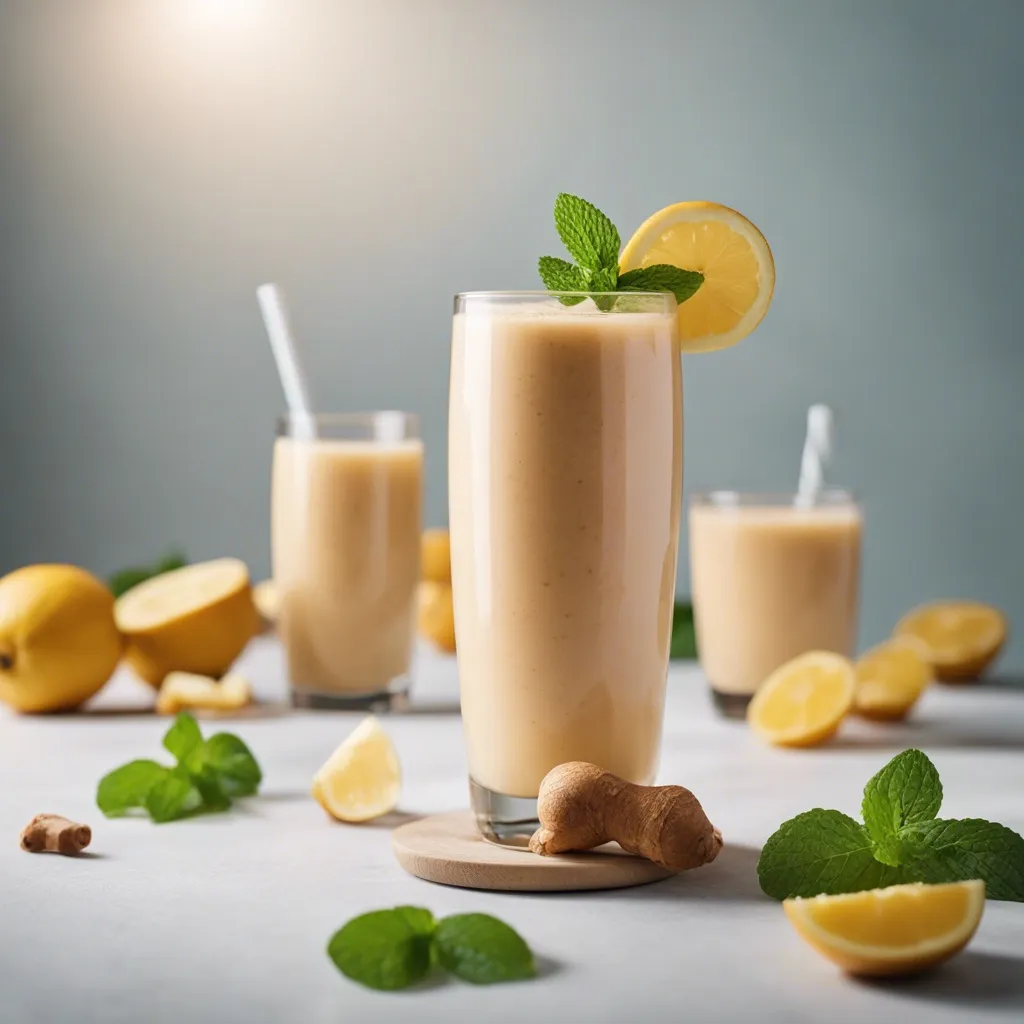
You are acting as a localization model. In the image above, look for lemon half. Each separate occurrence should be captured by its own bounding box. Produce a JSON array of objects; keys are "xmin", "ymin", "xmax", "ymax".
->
[{"xmin": 115, "ymin": 558, "xmax": 258, "ymax": 687}]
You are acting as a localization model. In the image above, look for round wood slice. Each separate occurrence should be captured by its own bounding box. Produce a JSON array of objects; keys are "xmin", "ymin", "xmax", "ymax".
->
[{"xmin": 391, "ymin": 811, "xmax": 674, "ymax": 892}]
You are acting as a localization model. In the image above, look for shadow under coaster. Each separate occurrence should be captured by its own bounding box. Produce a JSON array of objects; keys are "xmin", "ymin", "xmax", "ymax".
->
[{"xmin": 391, "ymin": 811, "xmax": 674, "ymax": 892}]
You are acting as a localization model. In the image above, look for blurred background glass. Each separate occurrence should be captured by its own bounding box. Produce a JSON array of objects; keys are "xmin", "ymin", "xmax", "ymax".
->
[{"xmin": 0, "ymin": 0, "xmax": 1021, "ymax": 669}]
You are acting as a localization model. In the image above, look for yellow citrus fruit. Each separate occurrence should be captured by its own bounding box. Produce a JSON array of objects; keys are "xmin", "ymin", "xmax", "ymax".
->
[
  {"xmin": 0, "ymin": 564, "xmax": 123, "ymax": 713},
  {"xmin": 854, "ymin": 637, "xmax": 933, "ymax": 720},
  {"xmin": 894, "ymin": 601, "xmax": 1007, "ymax": 681},
  {"xmin": 252, "ymin": 579, "xmax": 279, "ymax": 633},
  {"xmin": 421, "ymin": 529, "xmax": 452, "ymax": 584},
  {"xmin": 784, "ymin": 880, "xmax": 985, "ymax": 976},
  {"xmin": 619, "ymin": 201, "xmax": 775, "ymax": 353},
  {"xmin": 155, "ymin": 670, "xmax": 252, "ymax": 716},
  {"xmin": 115, "ymin": 558, "xmax": 258, "ymax": 687},
  {"xmin": 312, "ymin": 715, "xmax": 401, "ymax": 822},
  {"xmin": 747, "ymin": 651, "xmax": 854, "ymax": 747},
  {"xmin": 417, "ymin": 581, "xmax": 456, "ymax": 653}
]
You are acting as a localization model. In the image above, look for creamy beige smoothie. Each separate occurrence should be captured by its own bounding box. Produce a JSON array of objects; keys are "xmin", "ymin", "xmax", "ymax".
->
[
  {"xmin": 689, "ymin": 494, "xmax": 861, "ymax": 703},
  {"xmin": 272, "ymin": 428, "xmax": 422, "ymax": 703},
  {"xmin": 449, "ymin": 296, "xmax": 681, "ymax": 801}
]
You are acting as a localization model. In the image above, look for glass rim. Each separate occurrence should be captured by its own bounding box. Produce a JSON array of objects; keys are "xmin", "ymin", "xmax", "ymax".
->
[
  {"xmin": 276, "ymin": 410, "xmax": 419, "ymax": 436},
  {"xmin": 690, "ymin": 488, "xmax": 859, "ymax": 508},
  {"xmin": 455, "ymin": 290, "xmax": 676, "ymax": 299}
]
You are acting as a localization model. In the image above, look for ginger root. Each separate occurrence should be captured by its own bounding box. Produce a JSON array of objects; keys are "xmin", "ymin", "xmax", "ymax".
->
[
  {"xmin": 528, "ymin": 762, "xmax": 723, "ymax": 872},
  {"xmin": 20, "ymin": 814, "xmax": 92, "ymax": 855}
]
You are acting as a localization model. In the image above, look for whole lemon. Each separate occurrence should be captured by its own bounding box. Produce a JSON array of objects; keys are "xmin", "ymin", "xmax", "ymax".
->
[{"xmin": 0, "ymin": 564, "xmax": 123, "ymax": 713}]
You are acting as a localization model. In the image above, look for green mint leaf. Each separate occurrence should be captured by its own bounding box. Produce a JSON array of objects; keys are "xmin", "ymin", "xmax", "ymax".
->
[
  {"xmin": 434, "ymin": 913, "xmax": 535, "ymax": 985},
  {"xmin": 553, "ymin": 193, "xmax": 619, "ymax": 270},
  {"xmin": 327, "ymin": 907, "xmax": 436, "ymax": 991},
  {"xmin": 757, "ymin": 809, "xmax": 909, "ymax": 900},
  {"xmin": 96, "ymin": 759, "xmax": 169, "ymax": 817},
  {"xmin": 670, "ymin": 601, "xmax": 697, "ymax": 660},
  {"xmin": 108, "ymin": 550, "xmax": 187, "ymax": 597},
  {"xmin": 862, "ymin": 749, "xmax": 942, "ymax": 845},
  {"xmin": 144, "ymin": 765, "xmax": 201, "ymax": 823},
  {"xmin": 163, "ymin": 712, "xmax": 203, "ymax": 763},
  {"xmin": 618, "ymin": 265, "xmax": 704, "ymax": 304},
  {"xmin": 537, "ymin": 256, "xmax": 587, "ymax": 306},
  {"xmin": 191, "ymin": 765, "xmax": 232, "ymax": 812},
  {"xmin": 202, "ymin": 732, "xmax": 262, "ymax": 797},
  {"xmin": 903, "ymin": 818, "xmax": 1024, "ymax": 902}
]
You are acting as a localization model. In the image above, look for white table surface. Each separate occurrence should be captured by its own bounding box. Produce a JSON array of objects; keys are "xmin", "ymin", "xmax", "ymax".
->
[{"xmin": 2, "ymin": 637, "xmax": 1023, "ymax": 1023}]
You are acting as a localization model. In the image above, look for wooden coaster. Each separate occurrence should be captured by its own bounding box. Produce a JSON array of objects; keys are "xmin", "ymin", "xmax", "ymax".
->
[{"xmin": 391, "ymin": 811, "xmax": 674, "ymax": 892}]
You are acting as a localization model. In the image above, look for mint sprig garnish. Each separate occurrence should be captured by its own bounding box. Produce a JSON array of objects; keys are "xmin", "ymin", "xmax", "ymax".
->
[
  {"xmin": 108, "ymin": 550, "xmax": 187, "ymax": 598},
  {"xmin": 327, "ymin": 907, "xmax": 535, "ymax": 991},
  {"xmin": 538, "ymin": 193, "xmax": 703, "ymax": 309},
  {"xmin": 96, "ymin": 712, "xmax": 261, "ymax": 822},
  {"xmin": 758, "ymin": 749, "xmax": 1024, "ymax": 901}
]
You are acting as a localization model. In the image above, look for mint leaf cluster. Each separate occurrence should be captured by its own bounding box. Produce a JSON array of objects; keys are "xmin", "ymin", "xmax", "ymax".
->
[
  {"xmin": 97, "ymin": 713, "xmax": 261, "ymax": 822},
  {"xmin": 538, "ymin": 193, "xmax": 703, "ymax": 309},
  {"xmin": 758, "ymin": 749, "xmax": 1024, "ymax": 901},
  {"xmin": 108, "ymin": 550, "xmax": 187, "ymax": 598},
  {"xmin": 327, "ymin": 907, "xmax": 535, "ymax": 991}
]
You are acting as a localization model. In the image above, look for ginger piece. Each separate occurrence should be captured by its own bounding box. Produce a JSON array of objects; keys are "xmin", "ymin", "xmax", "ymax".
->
[
  {"xmin": 20, "ymin": 814, "xmax": 92, "ymax": 855},
  {"xmin": 156, "ymin": 670, "xmax": 251, "ymax": 716},
  {"xmin": 529, "ymin": 761, "xmax": 723, "ymax": 873}
]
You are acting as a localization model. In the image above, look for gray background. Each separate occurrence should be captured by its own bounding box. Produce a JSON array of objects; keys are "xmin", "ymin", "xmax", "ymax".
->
[{"xmin": 1, "ymin": 0, "xmax": 1022, "ymax": 668}]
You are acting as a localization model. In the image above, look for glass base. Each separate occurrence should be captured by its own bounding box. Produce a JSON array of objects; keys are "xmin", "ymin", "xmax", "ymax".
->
[
  {"xmin": 290, "ymin": 676, "xmax": 410, "ymax": 712},
  {"xmin": 710, "ymin": 687, "xmax": 754, "ymax": 719},
  {"xmin": 469, "ymin": 779, "xmax": 539, "ymax": 849}
]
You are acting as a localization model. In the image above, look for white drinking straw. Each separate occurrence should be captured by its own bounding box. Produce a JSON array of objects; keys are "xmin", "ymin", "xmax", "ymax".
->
[
  {"xmin": 796, "ymin": 404, "xmax": 834, "ymax": 505},
  {"xmin": 257, "ymin": 282, "xmax": 316, "ymax": 440}
]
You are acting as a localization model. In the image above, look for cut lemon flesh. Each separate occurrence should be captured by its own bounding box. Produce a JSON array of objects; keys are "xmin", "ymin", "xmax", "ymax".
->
[
  {"xmin": 619, "ymin": 201, "xmax": 774, "ymax": 353},
  {"xmin": 114, "ymin": 558, "xmax": 258, "ymax": 687},
  {"xmin": 854, "ymin": 637, "xmax": 933, "ymax": 720},
  {"xmin": 312, "ymin": 716, "xmax": 401, "ymax": 822},
  {"xmin": 115, "ymin": 558, "xmax": 250, "ymax": 631},
  {"xmin": 894, "ymin": 601, "xmax": 1007, "ymax": 681},
  {"xmin": 747, "ymin": 651, "xmax": 854, "ymax": 747},
  {"xmin": 784, "ymin": 880, "xmax": 985, "ymax": 976}
]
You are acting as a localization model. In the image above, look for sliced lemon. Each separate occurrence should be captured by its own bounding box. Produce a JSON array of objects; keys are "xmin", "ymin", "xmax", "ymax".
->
[
  {"xmin": 854, "ymin": 637, "xmax": 933, "ymax": 720},
  {"xmin": 784, "ymin": 880, "xmax": 985, "ymax": 976},
  {"xmin": 619, "ymin": 201, "xmax": 775, "ymax": 353},
  {"xmin": 747, "ymin": 651, "xmax": 854, "ymax": 747},
  {"xmin": 312, "ymin": 716, "xmax": 401, "ymax": 822},
  {"xmin": 155, "ymin": 670, "xmax": 252, "ymax": 716},
  {"xmin": 115, "ymin": 558, "xmax": 258, "ymax": 687},
  {"xmin": 894, "ymin": 601, "xmax": 1007, "ymax": 682}
]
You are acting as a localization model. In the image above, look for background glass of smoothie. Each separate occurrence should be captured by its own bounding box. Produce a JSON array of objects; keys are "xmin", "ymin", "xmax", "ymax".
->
[
  {"xmin": 449, "ymin": 291, "xmax": 682, "ymax": 846},
  {"xmin": 272, "ymin": 412, "xmax": 423, "ymax": 710},
  {"xmin": 689, "ymin": 490, "xmax": 862, "ymax": 716}
]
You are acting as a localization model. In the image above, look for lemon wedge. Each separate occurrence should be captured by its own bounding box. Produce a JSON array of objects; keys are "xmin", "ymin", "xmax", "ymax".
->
[
  {"xmin": 747, "ymin": 651, "xmax": 854, "ymax": 747},
  {"xmin": 854, "ymin": 637, "xmax": 933, "ymax": 720},
  {"xmin": 894, "ymin": 601, "xmax": 1007, "ymax": 681},
  {"xmin": 784, "ymin": 880, "xmax": 985, "ymax": 976},
  {"xmin": 620, "ymin": 201, "xmax": 774, "ymax": 353},
  {"xmin": 312, "ymin": 716, "xmax": 401, "ymax": 822}
]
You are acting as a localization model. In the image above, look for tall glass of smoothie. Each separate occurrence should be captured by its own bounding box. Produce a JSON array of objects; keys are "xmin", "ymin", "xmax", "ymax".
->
[
  {"xmin": 272, "ymin": 412, "xmax": 422, "ymax": 710},
  {"xmin": 689, "ymin": 490, "xmax": 862, "ymax": 716},
  {"xmin": 449, "ymin": 292, "xmax": 682, "ymax": 845}
]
